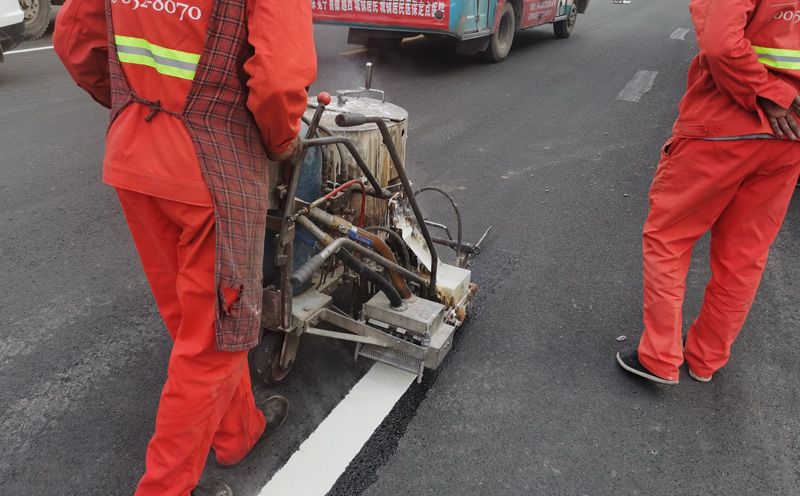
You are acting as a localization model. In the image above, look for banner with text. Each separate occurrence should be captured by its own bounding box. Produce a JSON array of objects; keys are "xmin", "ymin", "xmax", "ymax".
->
[{"xmin": 312, "ymin": 0, "xmax": 450, "ymax": 30}]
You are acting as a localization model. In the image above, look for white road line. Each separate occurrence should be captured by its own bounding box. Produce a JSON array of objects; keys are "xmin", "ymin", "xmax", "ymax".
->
[
  {"xmin": 670, "ymin": 28, "xmax": 690, "ymax": 40},
  {"xmin": 5, "ymin": 45, "xmax": 54, "ymax": 55},
  {"xmin": 616, "ymin": 70, "xmax": 658, "ymax": 103},
  {"xmin": 258, "ymin": 362, "xmax": 416, "ymax": 496}
]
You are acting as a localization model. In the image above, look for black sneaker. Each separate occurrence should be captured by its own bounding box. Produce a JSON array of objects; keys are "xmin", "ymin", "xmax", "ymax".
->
[
  {"xmin": 616, "ymin": 347, "xmax": 679, "ymax": 385},
  {"xmin": 192, "ymin": 481, "xmax": 233, "ymax": 496},
  {"xmin": 260, "ymin": 395, "xmax": 289, "ymax": 438}
]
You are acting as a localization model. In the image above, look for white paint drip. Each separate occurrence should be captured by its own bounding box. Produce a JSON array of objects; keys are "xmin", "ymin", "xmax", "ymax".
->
[
  {"xmin": 616, "ymin": 70, "xmax": 659, "ymax": 103},
  {"xmin": 670, "ymin": 28, "xmax": 690, "ymax": 40},
  {"xmin": 258, "ymin": 363, "xmax": 415, "ymax": 496}
]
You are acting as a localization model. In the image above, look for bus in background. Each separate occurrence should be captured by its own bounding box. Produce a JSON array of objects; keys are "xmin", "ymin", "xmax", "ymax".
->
[{"xmin": 312, "ymin": 0, "xmax": 590, "ymax": 62}]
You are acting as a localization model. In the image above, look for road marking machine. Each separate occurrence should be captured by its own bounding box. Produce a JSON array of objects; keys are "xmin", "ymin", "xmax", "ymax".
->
[{"xmin": 252, "ymin": 64, "xmax": 490, "ymax": 384}]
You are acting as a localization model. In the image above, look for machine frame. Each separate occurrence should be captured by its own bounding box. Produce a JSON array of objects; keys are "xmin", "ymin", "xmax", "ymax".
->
[{"xmin": 250, "ymin": 79, "xmax": 489, "ymax": 384}]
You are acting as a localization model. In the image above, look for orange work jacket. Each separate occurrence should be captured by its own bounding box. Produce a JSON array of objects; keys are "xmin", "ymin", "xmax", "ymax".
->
[
  {"xmin": 673, "ymin": 0, "xmax": 800, "ymax": 139},
  {"xmin": 54, "ymin": 0, "xmax": 317, "ymax": 205}
]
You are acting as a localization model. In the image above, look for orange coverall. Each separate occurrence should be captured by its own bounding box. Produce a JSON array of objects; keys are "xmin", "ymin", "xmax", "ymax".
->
[
  {"xmin": 638, "ymin": 0, "xmax": 800, "ymax": 381},
  {"xmin": 53, "ymin": 0, "xmax": 316, "ymax": 493}
]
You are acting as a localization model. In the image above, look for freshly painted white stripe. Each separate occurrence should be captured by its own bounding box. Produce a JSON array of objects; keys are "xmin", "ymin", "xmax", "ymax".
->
[
  {"xmin": 259, "ymin": 363, "xmax": 416, "ymax": 496},
  {"xmin": 5, "ymin": 45, "xmax": 54, "ymax": 55},
  {"xmin": 670, "ymin": 28, "xmax": 690, "ymax": 40},
  {"xmin": 616, "ymin": 70, "xmax": 659, "ymax": 103}
]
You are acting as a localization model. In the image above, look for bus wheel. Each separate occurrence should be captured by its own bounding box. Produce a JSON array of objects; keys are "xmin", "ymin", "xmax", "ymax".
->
[
  {"xmin": 21, "ymin": 0, "xmax": 52, "ymax": 41},
  {"xmin": 484, "ymin": 2, "xmax": 515, "ymax": 63},
  {"xmin": 554, "ymin": 0, "xmax": 578, "ymax": 39}
]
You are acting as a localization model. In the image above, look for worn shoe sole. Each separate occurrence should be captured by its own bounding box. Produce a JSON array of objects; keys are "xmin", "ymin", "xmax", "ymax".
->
[
  {"xmin": 616, "ymin": 351, "xmax": 679, "ymax": 385},
  {"xmin": 688, "ymin": 369, "xmax": 712, "ymax": 383}
]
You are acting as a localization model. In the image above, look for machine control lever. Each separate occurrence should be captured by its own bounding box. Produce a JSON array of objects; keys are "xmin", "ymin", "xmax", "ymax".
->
[
  {"xmin": 275, "ymin": 91, "xmax": 332, "ymax": 264},
  {"xmin": 336, "ymin": 62, "xmax": 385, "ymax": 105},
  {"xmin": 275, "ymin": 91, "xmax": 331, "ymax": 330},
  {"xmin": 365, "ymin": 62, "xmax": 373, "ymax": 90}
]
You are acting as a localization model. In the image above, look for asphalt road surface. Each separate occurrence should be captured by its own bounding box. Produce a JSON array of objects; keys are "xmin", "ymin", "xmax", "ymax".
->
[{"xmin": 3, "ymin": 1, "xmax": 800, "ymax": 495}]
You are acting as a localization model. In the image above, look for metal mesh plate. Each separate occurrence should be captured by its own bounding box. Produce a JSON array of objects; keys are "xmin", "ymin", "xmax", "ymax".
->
[{"xmin": 358, "ymin": 344, "xmax": 422, "ymax": 375}]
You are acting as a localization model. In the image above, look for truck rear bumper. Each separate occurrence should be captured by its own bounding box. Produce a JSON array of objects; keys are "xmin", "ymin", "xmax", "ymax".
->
[{"xmin": 0, "ymin": 19, "xmax": 25, "ymax": 61}]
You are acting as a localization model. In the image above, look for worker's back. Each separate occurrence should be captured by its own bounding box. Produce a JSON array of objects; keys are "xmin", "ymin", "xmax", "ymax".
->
[
  {"xmin": 111, "ymin": 0, "xmax": 211, "ymax": 112},
  {"xmin": 104, "ymin": 0, "xmax": 216, "ymax": 206},
  {"xmin": 674, "ymin": 0, "xmax": 800, "ymax": 139}
]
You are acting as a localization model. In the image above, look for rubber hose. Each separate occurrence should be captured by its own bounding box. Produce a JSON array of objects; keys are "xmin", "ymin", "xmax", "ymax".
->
[
  {"xmin": 364, "ymin": 226, "xmax": 411, "ymax": 270},
  {"xmin": 336, "ymin": 249, "xmax": 404, "ymax": 309}
]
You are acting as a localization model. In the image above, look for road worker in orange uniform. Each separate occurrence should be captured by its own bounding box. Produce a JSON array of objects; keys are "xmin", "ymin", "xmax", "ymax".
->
[
  {"xmin": 53, "ymin": 0, "xmax": 316, "ymax": 492},
  {"xmin": 617, "ymin": 0, "xmax": 800, "ymax": 385}
]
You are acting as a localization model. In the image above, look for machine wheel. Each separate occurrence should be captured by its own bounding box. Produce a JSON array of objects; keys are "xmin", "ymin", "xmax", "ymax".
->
[
  {"xmin": 249, "ymin": 331, "xmax": 292, "ymax": 386},
  {"xmin": 20, "ymin": 0, "xmax": 51, "ymax": 41},
  {"xmin": 553, "ymin": 0, "xmax": 578, "ymax": 39},
  {"xmin": 484, "ymin": 2, "xmax": 515, "ymax": 63}
]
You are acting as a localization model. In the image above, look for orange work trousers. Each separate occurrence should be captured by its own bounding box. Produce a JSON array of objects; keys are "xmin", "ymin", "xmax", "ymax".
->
[
  {"xmin": 639, "ymin": 138, "xmax": 800, "ymax": 381},
  {"xmin": 116, "ymin": 188, "xmax": 266, "ymax": 496}
]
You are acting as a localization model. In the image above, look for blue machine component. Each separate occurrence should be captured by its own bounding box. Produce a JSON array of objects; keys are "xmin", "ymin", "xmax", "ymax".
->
[
  {"xmin": 347, "ymin": 229, "xmax": 373, "ymax": 247},
  {"xmin": 263, "ymin": 123, "xmax": 323, "ymax": 292}
]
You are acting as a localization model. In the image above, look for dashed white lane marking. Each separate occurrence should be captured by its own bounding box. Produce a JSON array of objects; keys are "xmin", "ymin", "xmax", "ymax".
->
[
  {"xmin": 670, "ymin": 28, "xmax": 690, "ymax": 40},
  {"xmin": 258, "ymin": 362, "xmax": 416, "ymax": 496},
  {"xmin": 616, "ymin": 70, "xmax": 659, "ymax": 103},
  {"xmin": 5, "ymin": 45, "xmax": 54, "ymax": 55}
]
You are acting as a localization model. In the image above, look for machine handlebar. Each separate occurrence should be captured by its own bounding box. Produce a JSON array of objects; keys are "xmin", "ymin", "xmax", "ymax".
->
[{"xmin": 335, "ymin": 113, "xmax": 367, "ymax": 127}]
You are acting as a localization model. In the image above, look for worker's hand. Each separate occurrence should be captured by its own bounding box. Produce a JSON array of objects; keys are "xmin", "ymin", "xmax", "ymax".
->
[
  {"xmin": 792, "ymin": 93, "xmax": 800, "ymax": 117},
  {"xmin": 758, "ymin": 95, "xmax": 800, "ymax": 141},
  {"xmin": 268, "ymin": 135, "xmax": 303, "ymax": 162}
]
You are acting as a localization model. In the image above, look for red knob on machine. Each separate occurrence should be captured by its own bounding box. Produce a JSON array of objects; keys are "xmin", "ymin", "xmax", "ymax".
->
[{"xmin": 317, "ymin": 92, "xmax": 332, "ymax": 106}]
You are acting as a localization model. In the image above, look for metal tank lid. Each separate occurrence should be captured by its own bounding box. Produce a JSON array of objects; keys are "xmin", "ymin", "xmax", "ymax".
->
[{"xmin": 307, "ymin": 95, "xmax": 408, "ymax": 131}]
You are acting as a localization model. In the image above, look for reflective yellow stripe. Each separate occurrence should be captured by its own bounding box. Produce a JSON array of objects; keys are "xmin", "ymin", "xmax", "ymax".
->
[
  {"xmin": 115, "ymin": 36, "xmax": 200, "ymax": 64},
  {"xmin": 752, "ymin": 45, "xmax": 800, "ymax": 57},
  {"xmin": 752, "ymin": 45, "xmax": 800, "ymax": 70},
  {"xmin": 114, "ymin": 35, "xmax": 200, "ymax": 80}
]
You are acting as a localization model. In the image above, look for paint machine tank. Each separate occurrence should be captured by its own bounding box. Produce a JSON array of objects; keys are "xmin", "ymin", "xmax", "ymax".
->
[{"xmin": 304, "ymin": 93, "xmax": 408, "ymax": 227}]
